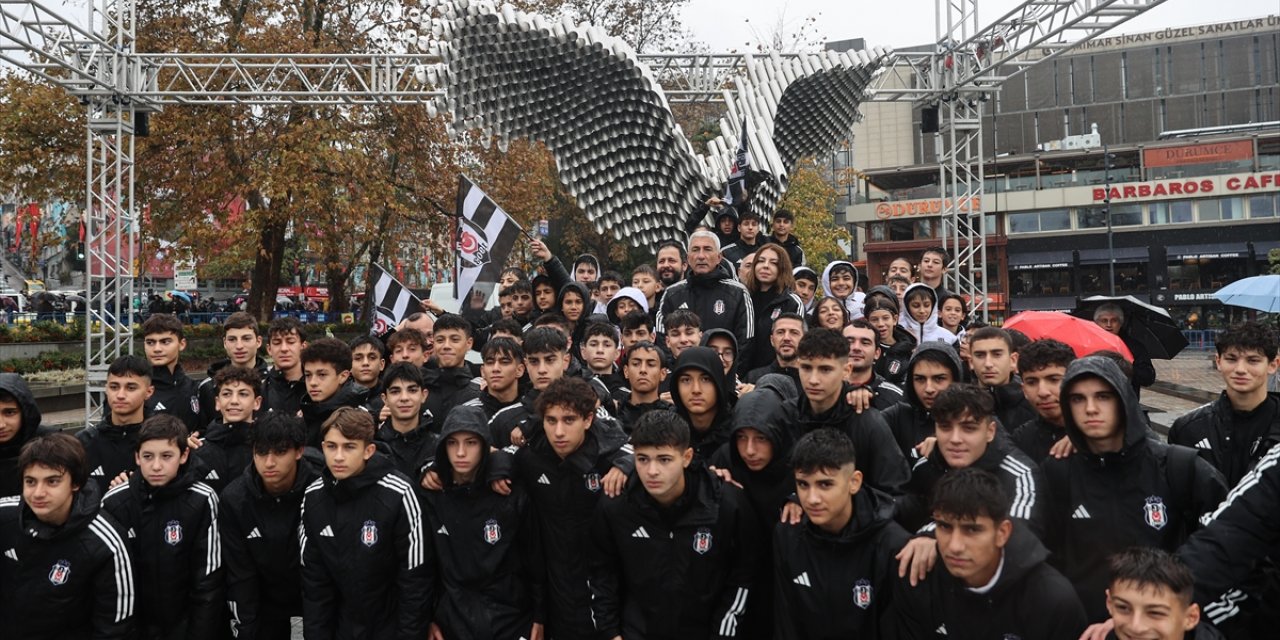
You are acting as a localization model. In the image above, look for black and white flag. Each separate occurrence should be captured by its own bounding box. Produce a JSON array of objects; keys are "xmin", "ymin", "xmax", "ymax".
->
[
  {"xmin": 724, "ymin": 117, "xmax": 752, "ymax": 205},
  {"xmin": 370, "ymin": 264, "xmax": 419, "ymax": 336},
  {"xmin": 454, "ymin": 175, "xmax": 524, "ymax": 300}
]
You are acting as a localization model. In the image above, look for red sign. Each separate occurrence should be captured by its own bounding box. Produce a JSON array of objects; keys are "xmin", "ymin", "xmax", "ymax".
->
[
  {"xmin": 1092, "ymin": 172, "xmax": 1280, "ymax": 202},
  {"xmin": 1144, "ymin": 140, "xmax": 1253, "ymax": 168},
  {"xmin": 875, "ymin": 196, "xmax": 981, "ymax": 220}
]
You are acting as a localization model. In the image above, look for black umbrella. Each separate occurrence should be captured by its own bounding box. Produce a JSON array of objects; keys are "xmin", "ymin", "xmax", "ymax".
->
[{"xmin": 1071, "ymin": 295, "xmax": 1189, "ymax": 360}]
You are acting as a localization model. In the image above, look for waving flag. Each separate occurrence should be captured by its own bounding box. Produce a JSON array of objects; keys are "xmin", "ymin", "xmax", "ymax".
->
[
  {"xmin": 369, "ymin": 264, "xmax": 419, "ymax": 336},
  {"xmin": 724, "ymin": 118, "xmax": 752, "ymax": 205},
  {"xmin": 454, "ymin": 175, "xmax": 524, "ymax": 300}
]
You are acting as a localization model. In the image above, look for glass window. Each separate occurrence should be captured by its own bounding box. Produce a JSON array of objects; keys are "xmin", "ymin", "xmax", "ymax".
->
[
  {"xmin": 1199, "ymin": 199, "xmax": 1220, "ymax": 221},
  {"xmin": 1080, "ymin": 264, "xmax": 1148, "ymax": 295},
  {"xmin": 1009, "ymin": 212, "xmax": 1039, "ymax": 234},
  {"xmin": 1112, "ymin": 204, "xmax": 1144, "ymax": 226},
  {"xmin": 1168, "ymin": 256, "xmax": 1249, "ymax": 290},
  {"xmin": 1151, "ymin": 201, "xmax": 1194, "ymax": 224},
  {"xmin": 1077, "ymin": 207, "xmax": 1107, "ymax": 229},
  {"xmin": 1010, "ymin": 268, "xmax": 1072, "ymax": 297},
  {"xmin": 1250, "ymin": 194, "xmax": 1276, "ymax": 218},
  {"xmin": 868, "ymin": 222, "xmax": 888, "ymax": 242},
  {"xmin": 1040, "ymin": 210, "xmax": 1071, "ymax": 231},
  {"xmin": 1201, "ymin": 197, "xmax": 1245, "ymax": 221}
]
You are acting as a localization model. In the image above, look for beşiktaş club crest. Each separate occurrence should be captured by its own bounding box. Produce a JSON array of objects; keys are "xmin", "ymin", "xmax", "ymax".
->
[
  {"xmin": 713, "ymin": 300, "xmax": 726, "ymax": 316},
  {"xmin": 693, "ymin": 527, "xmax": 713, "ymax": 555},
  {"xmin": 584, "ymin": 472, "xmax": 601, "ymax": 492},
  {"xmin": 1144, "ymin": 496, "xmax": 1169, "ymax": 530},
  {"xmin": 483, "ymin": 519, "xmax": 502, "ymax": 545},
  {"xmin": 190, "ymin": 396, "xmax": 200, "ymax": 415},
  {"xmin": 164, "ymin": 520, "xmax": 183, "ymax": 546},
  {"xmin": 48, "ymin": 559, "xmax": 71, "ymax": 586},
  {"xmin": 457, "ymin": 217, "xmax": 492, "ymax": 270},
  {"xmin": 853, "ymin": 579, "xmax": 874, "ymax": 609},
  {"xmin": 361, "ymin": 520, "xmax": 379, "ymax": 547}
]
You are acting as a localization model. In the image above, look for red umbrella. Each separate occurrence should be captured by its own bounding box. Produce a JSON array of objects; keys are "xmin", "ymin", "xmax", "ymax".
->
[{"xmin": 1003, "ymin": 311, "xmax": 1133, "ymax": 361}]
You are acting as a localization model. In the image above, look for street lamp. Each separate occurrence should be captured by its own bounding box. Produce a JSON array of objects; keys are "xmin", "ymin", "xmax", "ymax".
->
[{"xmin": 1103, "ymin": 144, "xmax": 1116, "ymax": 296}]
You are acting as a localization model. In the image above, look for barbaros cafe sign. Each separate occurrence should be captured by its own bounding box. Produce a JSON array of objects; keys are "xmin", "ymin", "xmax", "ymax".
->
[{"xmin": 1092, "ymin": 171, "xmax": 1280, "ymax": 203}]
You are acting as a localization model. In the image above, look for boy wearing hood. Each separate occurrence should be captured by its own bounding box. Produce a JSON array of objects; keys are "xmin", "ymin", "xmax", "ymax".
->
[
  {"xmin": 572, "ymin": 254, "xmax": 600, "ymax": 284},
  {"xmin": 374, "ymin": 363, "xmax": 438, "ymax": 481},
  {"xmin": 221, "ymin": 412, "xmax": 319, "ymax": 640},
  {"xmin": 772, "ymin": 428, "xmax": 911, "ymax": 639},
  {"xmin": 712, "ymin": 207, "xmax": 740, "ymax": 249},
  {"xmin": 613, "ymin": 341, "xmax": 673, "ymax": 433},
  {"xmin": 820, "ymin": 261, "xmax": 865, "ymax": 320},
  {"xmin": 794, "ymin": 329, "xmax": 910, "ymax": 497},
  {"xmin": 299, "ymin": 339, "xmax": 370, "ymax": 447},
  {"xmin": 655, "ymin": 232, "xmax": 755, "ymax": 367},
  {"xmin": 1011, "ymin": 339, "xmax": 1076, "ymax": 464},
  {"xmin": 900, "ymin": 283, "xmax": 958, "ymax": 347},
  {"xmin": 0, "ymin": 372, "xmax": 52, "ymax": 497},
  {"xmin": 197, "ymin": 312, "xmax": 268, "ymax": 430},
  {"xmin": 425, "ymin": 404, "xmax": 545, "ymax": 640},
  {"xmin": 883, "ymin": 344, "xmax": 964, "ymax": 462},
  {"xmin": 190, "ymin": 365, "xmax": 263, "ymax": 491},
  {"xmin": 79, "ymin": 354, "xmax": 154, "ymax": 494},
  {"xmin": 967, "ymin": 327, "xmax": 1037, "ymax": 431},
  {"xmin": 100, "ymin": 414, "xmax": 223, "ymax": 640},
  {"xmin": 1043, "ymin": 356, "xmax": 1227, "ymax": 622},
  {"xmin": 606, "ymin": 286, "xmax": 649, "ymax": 326},
  {"xmin": 888, "ymin": 468, "xmax": 1086, "ymax": 640},
  {"xmin": 301, "ymin": 407, "xmax": 434, "ymax": 640},
  {"xmin": 142, "ymin": 314, "xmax": 203, "ymax": 432},
  {"xmin": 0, "ymin": 433, "xmax": 136, "ymax": 640},
  {"xmin": 590, "ymin": 410, "xmax": 761, "ymax": 640},
  {"xmin": 792, "ymin": 267, "xmax": 818, "ymax": 314},
  {"xmin": 671, "ymin": 347, "xmax": 737, "ymax": 460}
]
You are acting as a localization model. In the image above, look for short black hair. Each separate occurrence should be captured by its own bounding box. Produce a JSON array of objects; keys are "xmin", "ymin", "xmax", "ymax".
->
[
  {"xmin": 530, "ymin": 312, "xmax": 570, "ymax": 333},
  {"xmin": 523, "ymin": 326, "xmax": 569, "ymax": 357},
  {"xmin": 534, "ymin": 377, "xmax": 597, "ymax": 419},
  {"xmin": 625, "ymin": 340, "xmax": 664, "ymax": 363},
  {"xmin": 738, "ymin": 210, "xmax": 761, "ymax": 223},
  {"xmin": 930, "ymin": 383, "xmax": 995, "ymax": 424},
  {"xmin": 657, "ymin": 239, "xmax": 687, "ymax": 260},
  {"xmin": 223, "ymin": 311, "xmax": 259, "ymax": 335},
  {"xmin": 482, "ymin": 337, "xmax": 524, "ymax": 362},
  {"xmin": 793, "ymin": 268, "xmax": 818, "ymax": 284},
  {"xmin": 500, "ymin": 280, "xmax": 533, "ymax": 297},
  {"xmin": 213, "ymin": 365, "xmax": 262, "ymax": 396},
  {"xmin": 141, "ymin": 313, "xmax": 185, "ymax": 339},
  {"xmin": 583, "ymin": 321, "xmax": 619, "ymax": 345},
  {"xmin": 137, "ymin": 414, "xmax": 190, "ymax": 453},
  {"xmin": 108, "ymin": 354, "xmax": 152, "ymax": 380},
  {"xmin": 922, "ymin": 246, "xmax": 950, "ymax": 263},
  {"xmin": 931, "ymin": 467, "xmax": 1010, "ymax": 522},
  {"xmin": 1018, "ymin": 339, "xmax": 1076, "ymax": 375},
  {"xmin": 1216, "ymin": 321, "xmax": 1279, "ymax": 361},
  {"xmin": 791, "ymin": 429, "xmax": 857, "ymax": 473},
  {"xmin": 348, "ymin": 335, "xmax": 386, "ymax": 359},
  {"xmin": 827, "ymin": 263, "xmax": 854, "ymax": 278},
  {"xmin": 385, "ymin": 328, "xmax": 430, "ymax": 351},
  {"xmin": 620, "ymin": 310, "xmax": 652, "ymax": 333},
  {"xmin": 1108, "ymin": 547, "xmax": 1195, "ymax": 607},
  {"xmin": 488, "ymin": 317, "xmax": 524, "ymax": 339},
  {"xmin": 267, "ymin": 316, "xmax": 305, "ymax": 342},
  {"xmin": 631, "ymin": 264, "xmax": 659, "ymax": 280},
  {"xmin": 500, "ymin": 267, "xmax": 527, "ymax": 282},
  {"xmin": 773, "ymin": 208, "xmax": 794, "ymax": 222},
  {"xmin": 250, "ymin": 412, "xmax": 308, "ymax": 455},
  {"xmin": 598, "ymin": 270, "xmax": 624, "ymax": 286},
  {"xmin": 663, "ymin": 309, "xmax": 701, "ymax": 333},
  {"xmin": 630, "ymin": 410, "xmax": 691, "ymax": 450},
  {"xmin": 433, "ymin": 313, "xmax": 473, "ymax": 339},
  {"xmin": 19, "ymin": 433, "xmax": 88, "ymax": 489},
  {"xmin": 301, "ymin": 338, "xmax": 352, "ymax": 373},
  {"xmin": 796, "ymin": 328, "xmax": 847, "ymax": 361},
  {"xmin": 1007, "ymin": 329, "xmax": 1031, "ymax": 353},
  {"xmin": 969, "ymin": 326, "xmax": 1013, "ymax": 351},
  {"xmin": 904, "ymin": 286, "xmax": 934, "ymax": 306},
  {"xmin": 911, "ymin": 347, "xmax": 960, "ymax": 379},
  {"xmin": 773, "ymin": 312, "xmax": 806, "ymax": 330},
  {"xmin": 381, "ymin": 361, "xmax": 426, "ymax": 389}
]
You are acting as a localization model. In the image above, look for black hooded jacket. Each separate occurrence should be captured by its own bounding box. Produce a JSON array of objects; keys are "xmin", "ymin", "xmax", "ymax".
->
[
  {"xmin": 425, "ymin": 405, "xmax": 544, "ymax": 640},
  {"xmin": 901, "ymin": 434, "xmax": 1046, "ymax": 538},
  {"xmin": 883, "ymin": 344, "xmax": 965, "ymax": 463},
  {"xmin": 590, "ymin": 463, "xmax": 761, "ymax": 640},
  {"xmin": 772, "ymin": 487, "xmax": 912, "ymax": 640},
  {"xmin": 796, "ymin": 386, "xmax": 910, "ymax": 497},
  {"xmin": 300, "ymin": 454, "xmax": 434, "ymax": 640},
  {"xmin": 745, "ymin": 288, "xmax": 804, "ymax": 371},
  {"xmin": 190, "ymin": 419, "xmax": 254, "ymax": 492},
  {"xmin": 221, "ymin": 454, "xmax": 321, "ymax": 640},
  {"xmin": 1169, "ymin": 391, "xmax": 1280, "ymax": 488},
  {"xmin": 77, "ymin": 417, "xmax": 145, "ymax": 495},
  {"xmin": 672, "ymin": 347, "xmax": 737, "ymax": 461},
  {"xmin": 424, "ymin": 364, "xmax": 482, "ymax": 425},
  {"xmin": 0, "ymin": 482, "xmax": 135, "ymax": 640},
  {"xmin": 877, "ymin": 325, "xmax": 918, "ymax": 387},
  {"xmin": 0, "ymin": 373, "xmax": 52, "ymax": 496},
  {"xmin": 612, "ymin": 390, "xmax": 674, "ymax": 434},
  {"xmin": 147, "ymin": 364, "xmax": 203, "ymax": 432},
  {"xmin": 1042, "ymin": 356, "xmax": 1228, "ymax": 621},
  {"xmin": 261, "ymin": 367, "xmax": 306, "ymax": 417},
  {"xmin": 1011, "ymin": 415, "xmax": 1068, "ymax": 465},
  {"xmin": 99, "ymin": 462, "xmax": 223, "ymax": 640},
  {"xmin": 299, "ymin": 381, "xmax": 371, "ymax": 446},
  {"xmin": 887, "ymin": 525, "xmax": 1087, "ymax": 640},
  {"xmin": 656, "ymin": 264, "xmax": 756, "ymax": 366},
  {"xmin": 375, "ymin": 410, "xmax": 439, "ymax": 481},
  {"xmin": 988, "ymin": 380, "xmax": 1038, "ymax": 436}
]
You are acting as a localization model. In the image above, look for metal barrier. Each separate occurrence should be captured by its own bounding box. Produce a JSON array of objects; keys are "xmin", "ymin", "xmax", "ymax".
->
[{"xmin": 1182, "ymin": 330, "xmax": 1223, "ymax": 351}]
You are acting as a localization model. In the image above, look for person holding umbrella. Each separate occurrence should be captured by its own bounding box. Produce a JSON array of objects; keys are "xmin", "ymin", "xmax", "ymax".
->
[{"xmin": 1092, "ymin": 303, "xmax": 1156, "ymax": 399}]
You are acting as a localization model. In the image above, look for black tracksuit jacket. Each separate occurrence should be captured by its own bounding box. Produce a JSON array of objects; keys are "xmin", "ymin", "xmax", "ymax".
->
[
  {"xmin": 901, "ymin": 435, "xmax": 1046, "ymax": 538},
  {"xmin": 0, "ymin": 373, "xmax": 53, "ymax": 497},
  {"xmin": 197, "ymin": 357, "xmax": 269, "ymax": 430},
  {"xmin": 772, "ymin": 487, "xmax": 912, "ymax": 639},
  {"xmin": 261, "ymin": 367, "xmax": 306, "ymax": 417},
  {"xmin": 988, "ymin": 379, "xmax": 1038, "ymax": 437},
  {"xmin": 299, "ymin": 382, "xmax": 370, "ymax": 447},
  {"xmin": 796, "ymin": 387, "xmax": 910, "ymax": 497},
  {"xmin": 424, "ymin": 364, "xmax": 481, "ymax": 425},
  {"xmin": 147, "ymin": 364, "xmax": 203, "ymax": 432},
  {"xmin": 1011, "ymin": 415, "xmax": 1067, "ymax": 465},
  {"xmin": 1043, "ymin": 357, "xmax": 1228, "ymax": 622},
  {"xmin": 221, "ymin": 458, "xmax": 320, "ymax": 640},
  {"xmin": 656, "ymin": 266, "xmax": 756, "ymax": 364},
  {"xmin": 611, "ymin": 391, "xmax": 674, "ymax": 434},
  {"xmin": 1168, "ymin": 391, "xmax": 1280, "ymax": 487},
  {"xmin": 375, "ymin": 412, "xmax": 439, "ymax": 481},
  {"xmin": 590, "ymin": 465, "xmax": 761, "ymax": 640},
  {"xmin": 0, "ymin": 483, "xmax": 135, "ymax": 640},
  {"xmin": 300, "ymin": 455, "xmax": 434, "ymax": 640},
  {"xmin": 99, "ymin": 462, "xmax": 224, "ymax": 640},
  {"xmin": 191, "ymin": 419, "xmax": 254, "ymax": 492},
  {"xmin": 887, "ymin": 525, "xmax": 1087, "ymax": 640},
  {"xmin": 77, "ymin": 419, "xmax": 144, "ymax": 495},
  {"xmin": 425, "ymin": 406, "xmax": 544, "ymax": 640}
]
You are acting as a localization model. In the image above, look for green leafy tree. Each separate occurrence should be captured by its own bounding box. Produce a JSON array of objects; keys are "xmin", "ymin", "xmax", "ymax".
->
[{"xmin": 779, "ymin": 157, "xmax": 849, "ymax": 274}]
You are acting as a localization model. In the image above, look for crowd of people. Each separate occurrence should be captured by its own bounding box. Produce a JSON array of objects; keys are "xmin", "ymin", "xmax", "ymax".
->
[{"xmin": 0, "ymin": 205, "xmax": 1278, "ymax": 640}]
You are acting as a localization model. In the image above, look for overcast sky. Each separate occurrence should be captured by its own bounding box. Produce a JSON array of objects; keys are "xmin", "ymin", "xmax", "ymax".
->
[{"xmin": 683, "ymin": 0, "xmax": 1279, "ymax": 52}]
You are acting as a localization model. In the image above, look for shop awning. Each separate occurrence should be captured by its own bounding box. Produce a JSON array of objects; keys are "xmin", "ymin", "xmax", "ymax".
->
[
  {"xmin": 1166, "ymin": 243, "xmax": 1249, "ymax": 260},
  {"xmin": 1008, "ymin": 250, "xmax": 1074, "ymax": 271},
  {"xmin": 1077, "ymin": 246, "xmax": 1149, "ymax": 265},
  {"xmin": 1252, "ymin": 241, "xmax": 1280, "ymax": 257},
  {"xmin": 1010, "ymin": 296, "xmax": 1077, "ymax": 312}
]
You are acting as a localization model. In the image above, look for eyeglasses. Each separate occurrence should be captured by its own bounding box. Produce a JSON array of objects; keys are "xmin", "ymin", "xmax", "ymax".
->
[{"xmin": 713, "ymin": 349, "xmax": 736, "ymax": 362}]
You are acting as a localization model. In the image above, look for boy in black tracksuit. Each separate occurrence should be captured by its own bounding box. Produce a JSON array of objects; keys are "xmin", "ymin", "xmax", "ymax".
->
[
  {"xmin": 772, "ymin": 429, "xmax": 911, "ymax": 639},
  {"xmin": 197, "ymin": 312, "xmax": 269, "ymax": 431},
  {"xmin": 0, "ymin": 373, "xmax": 54, "ymax": 497},
  {"xmin": 221, "ymin": 413, "xmax": 319, "ymax": 640},
  {"xmin": 670, "ymin": 346, "xmax": 737, "ymax": 461},
  {"xmin": 78, "ymin": 354, "xmax": 154, "ymax": 494},
  {"xmin": 425, "ymin": 404, "xmax": 544, "ymax": 640},
  {"xmin": 141, "ymin": 314, "xmax": 203, "ymax": 432},
  {"xmin": 591, "ymin": 410, "xmax": 761, "ymax": 640},
  {"xmin": 1043, "ymin": 356, "xmax": 1228, "ymax": 622},
  {"xmin": 967, "ymin": 326, "xmax": 1038, "ymax": 433},
  {"xmin": 882, "ymin": 343, "xmax": 964, "ymax": 463},
  {"xmin": 1010, "ymin": 339, "xmax": 1076, "ymax": 464},
  {"xmin": 299, "ymin": 339, "xmax": 370, "ymax": 447},
  {"xmin": 261, "ymin": 317, "xmax": 308, "ymax": 417},
  {"xmin": 612, "ymin": 341, "xmax": 673, "ymax": 433},
  {"xmin": 1106, "ymin": 548, "xmax": 1226, "ymax": 640},
  {"xmin": 488, "ymin": 377, "xmax": 634, "ymax": 640},
  {"xmin": 888, "ymin": 468, "xmax": 1086, "ymax": 640},
  {"xmin": 191, "ymin": 365, "xmax": 263, "ymax": 491},
  {"xmin": 301, "ymin": 407, "xmax": 434, "ymax": 640},
  {"xmin": 100, "ymin": 415, "xmax": 223, "ymax": 640},
  {"xmin": 425, "ymin": 314, "xmax": 483, "ymax": 425},
  {"xmin": 374, "ymin": 362, "xmax": 438, "ymax": 480},
  {"xmin": 0, "ymin": 433, "xmax": 136, "ymax": 640}
]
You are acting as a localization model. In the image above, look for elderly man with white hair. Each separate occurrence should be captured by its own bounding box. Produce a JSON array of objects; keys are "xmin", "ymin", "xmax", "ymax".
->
[
  {"xmin": 1092, "ymin": 302, "xmax": 1157, "ymax": 397},
  {"xmin": 655, "ymin": 230, "xmax": 757, "ymax": 366}
]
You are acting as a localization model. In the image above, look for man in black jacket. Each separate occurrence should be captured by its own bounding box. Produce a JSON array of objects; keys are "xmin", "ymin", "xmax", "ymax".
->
[
  {"xmin": 656, "ymin": 231, "xmax": 755, "ymax": 366},
  {"xmin": 261, "ymin": 317, "xmax": 308, "ymax": 417},
  {"xmin": 197, "ymin": 312, "xmax": 268, "ymax": 430},
  {"xmin": 670, "ymin": 347, "xmax": 736, "ymax": 461},
  {"xmin": 882, "ymin": 344, "xmax": 963, "ymax": 464},
  {"xmin": 1010, "ymin": 339, "xmax": 1076, "ymax": 463},
  {"xmin": 426, "ymin": 314, "xmax": 482, "ymax": 424},
  {"xmin": 100, "ymin": 415, "xmax": 223, "ymax": 640},
  {"xmin": 1169, "ymin": 321, "xmax": 1280, "ymax": 487},
  {"xmin": 1043, "ymin": 356, "xmax": 1227, "ymax": 622},
  {"xmin": 0, "ymin": 433, "xmax": 136, "ymax": 640},
  {"xmin": 1093, "ymin": 303, "xmax": 1156, "ymax": 398},
  {"xmin": 591, "ymin": 410, "xmax": 760, "ymax": 640},
  {"xmin": 374, "ymin": 363, "xmax": 437, "ymax": 480},
  {"xmin": 0, "ymin": 372, "xmax": 53, "ymax": 497},
  {"xmin": 78, "ymin": 355, "xmax": 153, "ymax": 494},
  {"xmin": 190, "ymin": 365, "xmax": 263, "ymax": 492},
  {"xmin": 613, "ymin": 341, "xmax": 672, "ymax": 433},
  {"xmin": 221, "ymin": 412, "xmax": 318, "ymax": 640},
  {"xmin": 794, "ymin": 329, "xmax": 909, "ymax": 497},
  {"xmin": 967, "ymin": 326, "xmax": 1037, "ymax": 432},
  {"xmin": 772, "ymin": 428, "xmax": 910, "ymax": 639},
  {"xmin": 299, "ymin": 339, "xmax": 370, "ymax": 447},
  {"xmin": 843, "ymin": 320, "xmax": 905, "ymax": 411},
  {"xmin": 888, "ymin": 468, "xmax": 1086, "ymax": 640},
  {"xmin": 141, "ymin": 314, "xmax": 202, "ymax": 432},
  {"xmin": 745, "ymin": 313, "xmax": 803, "ymax": 385},
  {"xmin": 765, "ymin": 208, "xmax": 804, "ymax": 268},
  {"xmin": 301, "ymin": 407, "xmax": 434, "ymax": 640}
]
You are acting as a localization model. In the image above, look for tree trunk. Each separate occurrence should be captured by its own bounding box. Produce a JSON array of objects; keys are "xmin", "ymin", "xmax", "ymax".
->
[
  {"xmin": 325, "ymin": 261, "xmax": 349, "ymax": 314},
  {"xmin": 245, "ymin": 190, "xmax": 287, "ymax": 322}
]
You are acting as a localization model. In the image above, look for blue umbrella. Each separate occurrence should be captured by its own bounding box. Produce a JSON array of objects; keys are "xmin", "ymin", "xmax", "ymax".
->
[
  {"xmin": 165, "ymin": 290, "xmax": 193, "ymax": 303},
  {"xmin": 1214, "ymin": 275, "xmax": 1280, "ymax": 313}
]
